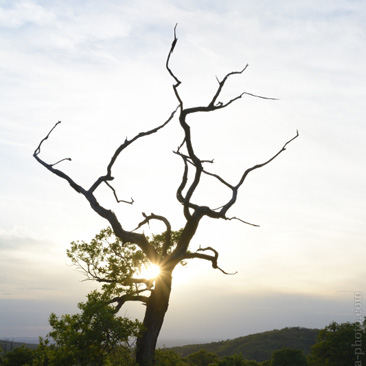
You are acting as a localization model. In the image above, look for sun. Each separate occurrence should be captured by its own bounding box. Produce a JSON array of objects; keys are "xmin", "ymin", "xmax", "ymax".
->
[{"xmin": 139, "ymin": 263, "xmax": 161, "ymax": 280}]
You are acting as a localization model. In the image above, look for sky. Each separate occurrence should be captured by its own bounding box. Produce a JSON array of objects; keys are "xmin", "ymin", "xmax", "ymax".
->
[{"xmin": 1, "ymin": 0, "xmax": 366, "ymax": 347}]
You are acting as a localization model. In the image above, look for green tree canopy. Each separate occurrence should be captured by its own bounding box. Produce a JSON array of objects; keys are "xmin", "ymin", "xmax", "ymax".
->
[
  {"xmin": 67, "ymin": 227, "xmax": 184, "ymax": 304},
  {"xmin": 270, "ymin": 348, "xmax": 307, "ymax": 366},
  {"xmin": 154, "ymin": 349, "xmax": 187, "ymax": 366},
  {"xmin": 187, "ymin": 349, "xmax": 219, "ymax": 366},
  {"xmin": 308, "ymin": 318, "xmax": 366, "ymax": 366},
  {"xmin": 215, "ymin": 353, "xmax": 259, "ymax": 366},
  {"xmin": 0, "ymin": 345, "xmax": 35, "ymax": 366},
  {"xmin": 45, "ymin": 291, "xmax": 141, "ymax": 366}
]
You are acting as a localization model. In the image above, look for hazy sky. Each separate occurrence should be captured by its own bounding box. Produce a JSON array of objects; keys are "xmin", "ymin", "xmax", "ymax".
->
[{"xmin": 1, "ymin": 0, "xmax": 365, "ymax": 346}]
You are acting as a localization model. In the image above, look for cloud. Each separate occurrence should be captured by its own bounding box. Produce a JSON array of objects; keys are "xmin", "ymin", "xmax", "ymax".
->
[
  {"xmin": 1, "ymin": 0, "xmax": 366, "ymax": 344},
  {"xmin": 0, "ymin": 230, "xmax": 95, "ymax": 301},
  {"xmin": 0, "ymin": 1, "xmax": 55, "ymax": 28}
]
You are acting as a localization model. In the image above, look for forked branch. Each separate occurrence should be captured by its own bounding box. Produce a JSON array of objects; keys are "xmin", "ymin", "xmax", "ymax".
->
[
  {"xmin": 89, "ymin": 106, "xmax": 179, "ymax": 194},
  {"xmin": 34, "ymin": 121, "xmax": 61, "ymax": 156},
  {"xmin": 105, "ymin": 181, "xmax": 134, "ymax": 205},
  {"xmin": 209, "ymin": 65, "xmax": 249, "ymax": 108},
  {"xmin": 33, "ymin": 115, "xmax": 177, "ymax": 263},
  {"xmin": 109, "ymin": 294, "xmax": 150, "ymax": 313},
  {"xmin": 237, "ymin": 130, "xmax": 299, "ymax": 190},
  {"xmin": 33, "ymin": 121, "xmax": 83, "ymax": 194},
  {"xmin": 166, "ymin": 26, "xmax": 287, "ymax": 225},
  {"xmin": 183, "ymin": 246, "xmax": 237, "ymax": 275},
  {"xmin": 219, "ymin": 130, "xmax": 299, "ymax": 216},
  {"xmin": 193, "ymin": 131, "xmax": 299, "ymax": 220}
]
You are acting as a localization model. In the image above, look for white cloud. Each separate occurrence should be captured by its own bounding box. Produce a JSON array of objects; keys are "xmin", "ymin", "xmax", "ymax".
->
[{"xmin": 0, "ymin": 1, "xmax": 55, "ymax": 28}]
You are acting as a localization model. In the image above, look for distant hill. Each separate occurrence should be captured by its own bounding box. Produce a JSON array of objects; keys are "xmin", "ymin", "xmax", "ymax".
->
[
  {"xmin": 0, "ymin": 339, "xmax": 39, "ymax": 354},
  {"xmin": 1, "ymin": 327, "xmax": 319, "ymax": 362},
  {"xmin": 167, "ymin": 327, "xmax": 319, "ymax": 362}
]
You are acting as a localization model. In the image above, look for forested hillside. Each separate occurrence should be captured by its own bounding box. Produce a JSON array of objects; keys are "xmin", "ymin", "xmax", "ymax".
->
[{"xmin": 167, "ymin": 327, "xmax": 319, "ymax": 362}]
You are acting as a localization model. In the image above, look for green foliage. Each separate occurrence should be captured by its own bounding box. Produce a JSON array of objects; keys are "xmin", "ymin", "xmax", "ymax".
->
[
  {"xmin": 155, "ymin": 349, "xmax": 188, "ymax": 365},
  {"xmin": 0, "ymin": 345, "xmax": 35, "ymax": 366},
  {"xmin": 170, "ymin": 327, "xmax": 319, "ymax": 362},
  {"xmin": 67, "ymin": 227, "xmax": 184, "ymax": 298},
  {"xmin": 258, "ymin": 361, "xmax": 270, "ymax": 366},
  {"xmin": 187, "ymin": 349, "xmax": 219, "ymax": 366},
  {"xmin": 150, "ymin": 229, "xmax": 184, "ymax": 257},
  {"xmin": 58, "ymin": 227, "xmax": 185, "ymax": 365},
  {"xmin": 31, "ymin": 338, "xmax": 57, "ymax": 366},
  {"xmin": 215, "ymin": 353, "xmax": 259, "ymax": 366},
  {"xmin": 41, "ymin": 291, "xmax": 141, "ymax": 366},
  {"xmin": 270, "ymin": 348, "xmax": 307, "ymax": 366},
  {"xmin": 151, "ymin": 349, "xmax": 268, "ymax": 366},
  {"xmin": 308, "ymin": 318, "xmax": 366, "ymax": 366},
  {"xmin": 67, "ymin": 227, "xmax": 146, "ymax": 297}
]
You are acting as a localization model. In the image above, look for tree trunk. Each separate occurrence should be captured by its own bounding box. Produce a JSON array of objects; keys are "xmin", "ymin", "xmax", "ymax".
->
[{"xmin": 135, "ymin": 272, "xmax": 172, "ymax": 366}]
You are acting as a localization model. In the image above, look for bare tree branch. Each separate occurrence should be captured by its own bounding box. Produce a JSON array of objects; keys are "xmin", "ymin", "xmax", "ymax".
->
[
  {"xmin": 173, "ymin": 150, "xmax": 214, "ymax": 165},
  {"xmin": 167, "ymin": 45, "xmax": 280, "ymax": 224},
  {"xmin": 33, "ymin": 120, "xmax": 167, "ymax": 263},
  {"xmin": 96, "ymin": 276, "xmax": 155, "ymax": 288},
  {"xmin": 176, "ymin": 154, "xmax": 188, "ymax": 206},
  {"xmin": 133, "ymin": 213, "xmax": 172, "ymax": 257},
  {"xmin": 89, "ymin": 106, "xmax": 179, "ymax": 194},
  {"xmin": 226, "ymin": 216, "xmax": 260, "ymax": 227},
  {"xmin": 175, "ymin": 130, "xmax": 298, "ymax": 221},
  {"xmin": 209, "ymin": 65, "xmax": 249, "ymax": 107},
  {"xmin": 200, "ymin": 167, "xmax": 234, "ymax": 189},
  {"xmin": 33, "ymin": 122, "xmax": 84, "ymax": 194},
  {"xmin": 105, "ymin": 181, "xmax": 134, "ymax": 205},
  {"xmin": 166, "ymin": 24, "xmax": 182, "ymax": 107},
  {"xmin": 177, "ymin": 137, "xmax": 186, "ymax": 153},
  {"xmin": 183, "ymin": 246, "xmax": 237, "ymax": 275},
  {"xmin": 34, "ymin": 121, "xmax": 61, "ymax": 156},
  {"xmin": 236, "ymin": 130, "xmax": 299, "ymax": 190},
  {"xmin": 219, "ymin": 130, "xmax": 299, "ymax": 216},
  {"xmin": 177, "ymin": 65, "xmax": 277, "ymax": 116},
  {"xmin": 50, "ymin": 157, "xmax": 72, "ymax": 167},
  {"xmin": 109, "ymin": 294, "xmax": 150, "ymax": 313},
  {"xmin": 134, "ymin": 213, "xmax": 171, "ymax": 234},
  {"xmin": 241, "ymin": 92, "xmax": 278, "ymax": 100}
]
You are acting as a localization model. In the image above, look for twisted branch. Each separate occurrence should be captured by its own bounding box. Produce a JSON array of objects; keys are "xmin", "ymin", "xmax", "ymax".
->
[
  {"xmin": 109, "ymin": 294, "xmax": 150, "ymax": 313},
  {"xmin": 226, "ymin": 216, "xmax": 260, "ymax": 227},
  {"xmin": 105, "ymin": 181, "xmax": 134, "ymax": 205},
  {"xmin": 219, "ymin": 130, "xmax": 299, "ymax": 216},
  {"xmin": 166, "ymin": 23, "xmax": 182, "ymax": 107},
  {"xmin": 133, "ymin": 213, "xmax": 172, "ymax": 257},
  {"xmin": 34, "ymin": 121, "xmax": 61, "ymax": 156},
  {"xmin": 89, "ymin": 106, "xmax": 179, "ymax": 194},
  {"xmin": 183, "ymin": 246, "xmax": 237, "ymax": 275}
]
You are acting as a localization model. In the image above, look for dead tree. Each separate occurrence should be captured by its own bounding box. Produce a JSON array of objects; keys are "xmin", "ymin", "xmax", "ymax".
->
[{"xmin": 33, "ymin": 26, "xmax": 298, "ymax": 366}]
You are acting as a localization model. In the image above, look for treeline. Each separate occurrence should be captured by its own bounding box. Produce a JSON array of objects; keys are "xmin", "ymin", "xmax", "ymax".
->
[
  {"xmin": 168, "ymin": 327, "xmax": 318, "ymax": 361},
  {"xmin": 155, "ymin": 347, "xmax": 306, "ymax": 365},
  {"xmin": 1, "ymin": 319, "xmax": 365, "ymax": 365}
]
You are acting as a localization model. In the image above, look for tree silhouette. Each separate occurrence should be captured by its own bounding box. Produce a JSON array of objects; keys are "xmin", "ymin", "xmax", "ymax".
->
[{"xmin": 34, "ymin": 26, "xmax": 298, "ymax": 366}]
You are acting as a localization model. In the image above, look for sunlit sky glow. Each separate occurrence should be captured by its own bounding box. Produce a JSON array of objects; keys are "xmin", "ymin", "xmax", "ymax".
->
[
  {"xmin": 139, "ymin": 264, "xmax": 161, "ymax": 281},
  {"xmin": 1, "ymin": 0, "xmax": 366, "ymax": 346}
]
